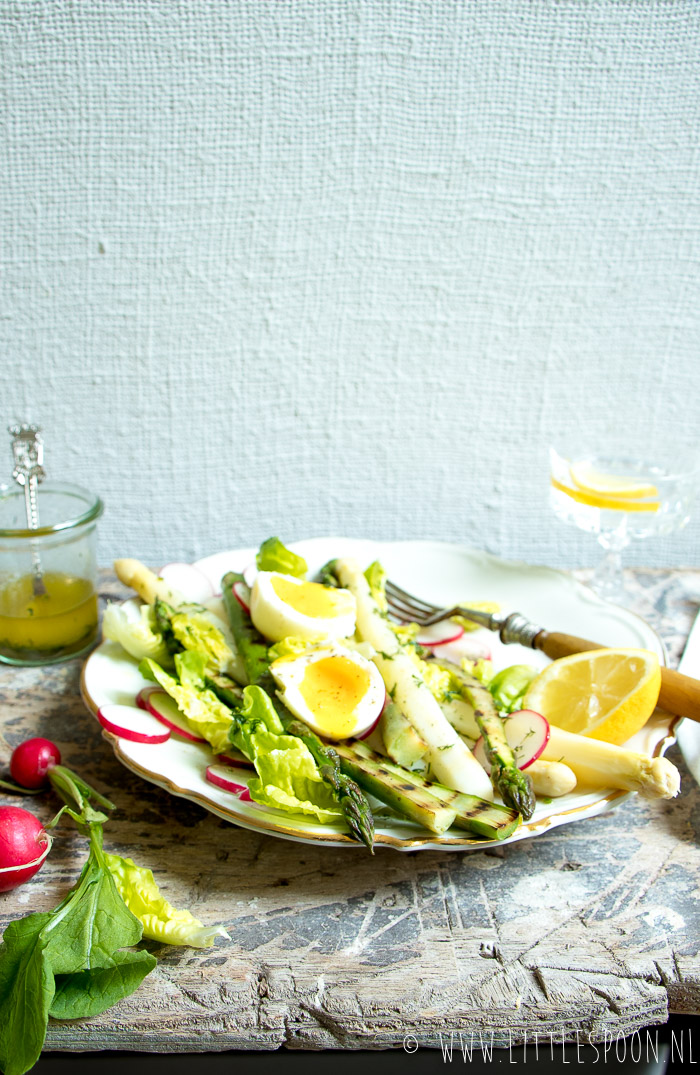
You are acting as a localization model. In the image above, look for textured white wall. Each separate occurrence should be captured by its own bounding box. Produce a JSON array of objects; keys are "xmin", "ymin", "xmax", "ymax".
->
[{"xmin": 2, "ymin": 0, "xmax": 700, "ymax": 570}]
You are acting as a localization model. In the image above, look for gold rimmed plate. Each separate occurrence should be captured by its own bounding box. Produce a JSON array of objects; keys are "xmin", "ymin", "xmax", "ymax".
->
[{"xmin": 81, "ymin": 538, "xmax": 675, "ymax": 851}]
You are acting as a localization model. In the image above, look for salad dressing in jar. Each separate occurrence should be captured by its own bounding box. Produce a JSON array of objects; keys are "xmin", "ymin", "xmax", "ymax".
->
[
  {"xmin": 0, "ymin": 573, "xmax": 98, "ymax": 653},
  {"xmin": 0, "ymin": 425, "xmax": 103, "ymax": 665}
]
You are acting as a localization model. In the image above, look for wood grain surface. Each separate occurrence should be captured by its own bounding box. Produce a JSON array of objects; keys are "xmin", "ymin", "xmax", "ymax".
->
[{"xmin": 0, "ymin": 568, "xmax": 698, "ymax": 1053}]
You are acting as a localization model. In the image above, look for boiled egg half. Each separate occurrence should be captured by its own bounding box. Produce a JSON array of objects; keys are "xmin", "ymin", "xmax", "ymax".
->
[
  {"xmin": 270, "ymin": 645, "xmax": 386, "ymax": 740},
  {"xmin": 250, "ymin": 571, "xmax": 356, "ymax": 643}
]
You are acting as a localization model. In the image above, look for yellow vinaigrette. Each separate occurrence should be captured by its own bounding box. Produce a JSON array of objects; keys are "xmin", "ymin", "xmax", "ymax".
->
[{"xmin": 0, "ymin": 573, "xmax": 98, "ymax": 652}]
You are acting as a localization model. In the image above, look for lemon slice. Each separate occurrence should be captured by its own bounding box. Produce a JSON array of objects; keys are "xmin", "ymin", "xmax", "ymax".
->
[
  {"xmin": 521, "ymin": 648, "xmax": 661, "ymax": 745},
  {"xmin": 550, "ymin": 477, "xmax": 660, "ymax": 513},
  {"xmin": 551, "ymin": 460, "xmax": 660, "ymax": 512},
  {"xmin": 570, "ymin": 461, "xmax": 658, "ymax": 500}
]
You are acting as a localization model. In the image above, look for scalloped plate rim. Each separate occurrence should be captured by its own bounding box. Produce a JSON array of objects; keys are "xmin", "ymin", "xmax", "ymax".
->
[{"xmin": 81, "ymin": 538, "xmax": 674, "ymax": 852}]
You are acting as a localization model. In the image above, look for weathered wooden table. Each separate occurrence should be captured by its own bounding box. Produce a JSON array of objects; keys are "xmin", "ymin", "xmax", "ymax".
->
[{"xmin": 1, "ymin": 568, "xmax": 698, "ymax": 1055}]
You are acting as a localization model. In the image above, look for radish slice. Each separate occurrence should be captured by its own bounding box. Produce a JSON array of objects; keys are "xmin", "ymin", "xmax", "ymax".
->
[
  {"xmin": 217, "ymin": 751, "xmax": 254, "ymax": 770},
  {"xmin": 232, "ymin": 580, "xmax": 251, "ymax": 614},
  {"xmin": 473, "ymin": 709, "xmax": 550, "ymax": 774},
  {"xmin": 242, "ymin": 561, "xmax": 258, "ymax": 588},
  {"xmin": 144, "ymin": 690, "xmax": 208, "ymax": 744},
  {"xmin": 159, "ymin": 563, "xmax": 214, "ymax": 605},
  {"xmin": 434, "ymin": 634, "xmax": 491, "ymax": 667},
  {"xmin": 98, "ymin": 705, "xmax": 171, "ymax": 744},
  {"xmin": 416, "ymin": 622, "xmax": 465, "ymax": 648},
  {"xmin": 206, "ymin": 765, "xmax": 252, "ymax": 800},
  {"xmin": 135, "ymin": 686, "xmax": 161, "ymax": 711}
]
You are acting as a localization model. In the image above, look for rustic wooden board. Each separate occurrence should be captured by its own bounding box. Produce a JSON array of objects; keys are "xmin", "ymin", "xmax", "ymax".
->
[{"xmin": 0, "ymin": 568, "xmax": 697, "ymax": 1052}]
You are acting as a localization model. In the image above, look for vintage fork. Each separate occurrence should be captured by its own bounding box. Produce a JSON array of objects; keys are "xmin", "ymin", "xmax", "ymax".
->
[{"xmin": 384, "ymin": 578, "xmax": 700, "ymax": 723}]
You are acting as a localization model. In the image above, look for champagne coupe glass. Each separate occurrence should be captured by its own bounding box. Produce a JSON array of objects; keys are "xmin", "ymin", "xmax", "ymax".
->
[{"xmin": 549, "ymin": 438, "xmax": 700, "ymax": 603}]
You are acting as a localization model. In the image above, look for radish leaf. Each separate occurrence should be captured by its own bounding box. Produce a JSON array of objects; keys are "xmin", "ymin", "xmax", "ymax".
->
[
  {"xmin": 0, "ymin": 915, "xmax": 54, "ymax": 1075},
  {"xmin": 0, "ymin": 825, "xmax": 151, "ymax": 1075},
  {"xmin": 50, "ymin": 949, "xmax": 157, "ymax": 1020}
]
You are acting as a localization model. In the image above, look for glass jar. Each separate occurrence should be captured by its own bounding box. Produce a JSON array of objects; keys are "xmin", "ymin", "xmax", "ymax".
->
[{"xmin": 0, "ymin": 482, "xmax": 104, "ymax": 665}]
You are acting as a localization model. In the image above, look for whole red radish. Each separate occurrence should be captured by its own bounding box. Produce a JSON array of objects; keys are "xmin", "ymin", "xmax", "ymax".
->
[
  {"xmin": 10, "ymin": 737, "xmax": 62, "ymax": 790},
  {"xmin": 0, "ymin": 806, "xmax": 51, "ymax": 892}
]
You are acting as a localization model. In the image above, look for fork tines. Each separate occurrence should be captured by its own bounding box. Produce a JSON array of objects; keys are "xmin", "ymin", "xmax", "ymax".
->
[{"xmin": 384, "ymin": 580, "xmax": 439, "ymax": 625}]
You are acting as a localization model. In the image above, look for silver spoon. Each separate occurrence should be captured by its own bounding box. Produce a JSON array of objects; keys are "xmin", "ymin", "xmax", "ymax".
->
[{"xmin": 9, "ymin": 423, "xmax": 46, "ymax": 596}]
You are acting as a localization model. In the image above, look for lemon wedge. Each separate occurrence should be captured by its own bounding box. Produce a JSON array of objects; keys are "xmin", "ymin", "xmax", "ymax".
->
[{"xmin": 522, "ymin": 648, "xmax": 662, "ymax": 746}]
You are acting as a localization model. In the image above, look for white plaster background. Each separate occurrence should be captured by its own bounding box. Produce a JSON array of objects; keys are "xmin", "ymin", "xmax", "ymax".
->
[{"xmin": 2, "ymin": 0, "xmax": 700, "ymax": 569}]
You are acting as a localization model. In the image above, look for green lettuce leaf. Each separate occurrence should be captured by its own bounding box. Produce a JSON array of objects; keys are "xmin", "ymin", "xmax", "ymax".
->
[
  {"xmin": 402, "ymin": 646, "xmax": 454, "ymax": 702},
  {"xmin": 103, "ymin": 602, "xmax": 173, "ymax": 666},
  {"xmin": 232, "ymin": 687, "xmax": 343, "ymax": 821},
  {"xmin": 247, "ymin": 776, "xmax": 343, "ymax": 823},
  {"xmin": 256, "ymin": 537, "xmax": 308, "ymax": 578},
  {"xmin": 364, "ymin": 560, "xmax": 388, "ymax": 613},
  {"xmin": 267, "ymin": 636, "xmax": 315, "ymax": 662},
  {"xmin": 169, "ymin": 607, "xmax": 246, "ymax": 682},
  {"xmin": 139, "ymin": 653, "xmax": 234, "ymax": 753},
  {"xmin": 233, "ymin": 682, "xmax": 284, "ymax": 733},
  {"xmin": 488, "ymin": 664, "xmax": 538, "ymax": 714},
  {"xmin": 462, "ymin": 656, "xmax": 493, "ymax": 683},
  {"xmin": 104, "ymin": 854, "xmax": 230, "ymax": 948}
]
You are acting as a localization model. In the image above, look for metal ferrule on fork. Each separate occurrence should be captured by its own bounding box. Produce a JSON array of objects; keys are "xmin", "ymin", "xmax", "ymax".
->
[
  {"xmin": 497, "ymin": 612, "xmax": 544, "ymax": 650},
  {"xmin": 456, "ymin": 607, "xmax": 544, "ymax": 649}
]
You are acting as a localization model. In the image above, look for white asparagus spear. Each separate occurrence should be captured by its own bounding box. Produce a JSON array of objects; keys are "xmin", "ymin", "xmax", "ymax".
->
[
  {"xmin": 526, "ymin": 759, "xmax": 577, "ymax": 797},
  {"xmin": 113, "ymin": 558, "xmax": 247, "ymax": 682},
  {"xmin": 542, "ymin": 725, "xmax": 679, "ymax": 798},
  {"xmin": 335, "ymin": 557, "xmax": 494, "ymax": 800},
  {"xmin": 440, "ymin": 696, "xmax": 479, "ymax": 739},
  {"xmin": 114, "ymin": 558, "xmax": 185, "ymax": 607}
]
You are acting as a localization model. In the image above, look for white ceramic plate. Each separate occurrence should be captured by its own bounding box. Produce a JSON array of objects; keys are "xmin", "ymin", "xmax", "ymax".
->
[
  {"xmin": 81, "ymin": 539, "xmax": 676, "ymax": 851},
  {"xmin": 675, "ymin": 608, "xmax": 700, "ymax": 786}
]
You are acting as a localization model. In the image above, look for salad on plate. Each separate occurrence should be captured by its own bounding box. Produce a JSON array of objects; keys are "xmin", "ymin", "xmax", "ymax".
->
[{"xmin": 89, "ymin": 538, "xmax": 681, "ymax": 853}]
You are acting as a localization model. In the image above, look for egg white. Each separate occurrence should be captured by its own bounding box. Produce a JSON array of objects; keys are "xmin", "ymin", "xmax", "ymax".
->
[
  {"xmin": 270, "ymin": 645, "xmax": 386, "ymax": 740},
  {"xmin": 250, "ymin": 571, "xmax": 356, "ymax": 643}
]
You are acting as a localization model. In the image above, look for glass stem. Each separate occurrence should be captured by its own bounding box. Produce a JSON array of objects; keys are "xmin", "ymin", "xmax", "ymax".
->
[{"xmin": 592, "ymin": 524, "xmax": 630, "ymax": 600}]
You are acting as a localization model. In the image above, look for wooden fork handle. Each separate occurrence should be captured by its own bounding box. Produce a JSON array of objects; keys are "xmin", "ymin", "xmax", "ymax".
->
[{"xmin": 534, "ymin": 630, "xmax": 700, "ymax": 725}]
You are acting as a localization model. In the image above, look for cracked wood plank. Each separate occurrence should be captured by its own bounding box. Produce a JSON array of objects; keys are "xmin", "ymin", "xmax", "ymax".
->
[{"xmin": 0, "ymin": 568, "xmax": 697, "ymax": 1051}]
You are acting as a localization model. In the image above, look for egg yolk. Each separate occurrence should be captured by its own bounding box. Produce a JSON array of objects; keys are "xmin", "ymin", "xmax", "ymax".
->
[
  {"xmin": 298, "ymin": 656, "xmax": 371, "ymax": 738},
  {"xmin": 271, "ymin": 576, "xmax": 347, "ymax": 619}
]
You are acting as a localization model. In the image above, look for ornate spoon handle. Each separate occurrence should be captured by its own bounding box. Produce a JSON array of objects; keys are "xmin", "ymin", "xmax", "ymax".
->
[{"xmin": 9, "ymin": 423, "xmax": 46, "ymax": 597}]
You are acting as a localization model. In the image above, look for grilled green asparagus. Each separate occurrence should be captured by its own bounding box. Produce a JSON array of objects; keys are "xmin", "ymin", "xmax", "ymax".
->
[
  {"xmin": 431, "ymin": 658, "xmax": 536, "ymax": 819},
  {"xmin": 344, "ymin": 741, "xmax": 521, "ymax": 840},
  {"xmin": 221, "ymin": 572, "xmax": 270, "ymax": 686},
  {"xmin": 334, "ymin": 744, "xmax": 457, "ymax": 834}
]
